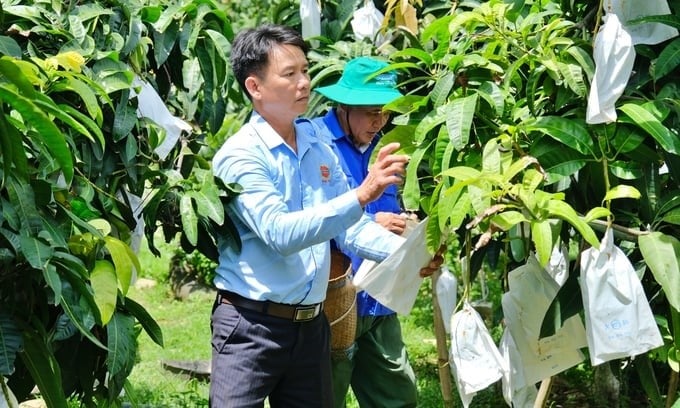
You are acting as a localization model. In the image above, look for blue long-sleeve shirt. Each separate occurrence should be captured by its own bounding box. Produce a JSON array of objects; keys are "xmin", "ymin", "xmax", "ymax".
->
[
  {"xmin": 313, "ymin": 108, "xmax": 401, "ymax": 317},
  {"xmin": 212, "ymin": 112, "xmax": 404, "ymax": 305}
]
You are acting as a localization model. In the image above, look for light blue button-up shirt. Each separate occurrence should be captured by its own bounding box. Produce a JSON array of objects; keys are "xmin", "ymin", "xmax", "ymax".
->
[{"xmin": 212, "ymin": 112, "xmax": 404, "ymax": 305}]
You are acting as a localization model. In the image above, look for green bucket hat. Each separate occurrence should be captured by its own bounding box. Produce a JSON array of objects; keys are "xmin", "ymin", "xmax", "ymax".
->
[{"xmin": 314, "ymin": 57, "xmax": 403, "ymax": 106}]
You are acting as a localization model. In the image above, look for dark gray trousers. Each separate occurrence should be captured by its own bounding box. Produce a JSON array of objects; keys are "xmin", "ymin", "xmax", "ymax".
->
[{"xmin": 209, "ymin": 299, "xmax": 333, "ymax": 408}]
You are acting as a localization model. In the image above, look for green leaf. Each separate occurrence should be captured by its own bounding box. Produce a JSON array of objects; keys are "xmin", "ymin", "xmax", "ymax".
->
[
  {"xmin": 531, "ymin": 219, "xmax": 553, "ymax": 267},
  {"xmin": 122, "ymin": 297, "xmax": 163, "ymax": 347},
  {"xmin": 20, "ymin": 234, "xmax": 54, "ymax": 270},
  {"xmin": 20, "ymin": 331, "xmax": 68, "ymax": 408},
  {"xmin": 0, "ymin": 85, "xmax": 74, "ymax": 183},
  {"xmin": 431, "ymin": 71, "xmax": 454, "ymax": 108},
  {"xmin": 91, "ymin": 260, "xmax": 118, "ymax": 325},
  {"xmin": 106, "ymin": 312, "xmax": 136, "ymax": 377},
  {"xmin": 0, "ymin": 36, "xmax": 22, "ymax": 57},
  {"xmin": 619, "ymin": 103, "xmax": 680, "ymax": 154},
  {"xmin": 403, "ymin": 140, "xmax": 433, "ymax": 210},
  {"xmin": 180, "ymin": 194, "xmax": 198, "ymax": 246},
  {"xmin": 584, "ymin": 206, "xmax": 611, "ymax": 223},
  {"xmin": 446, "ymin": 94, "xmax": 478, "ymax": 151},
  {"xmin": 60, "ymin": 295, "xmax": 107, "ymax": 350},
  {"xmin": 491, "ymin": 211, "xmax": 527, "ymax": 231},
  {"xmin": 522, "ymin": 116, "xmax": 594, "ymax": 156},
  {"xmin": 546, "ymin": 200, "xmax": 599, "ymax": 247},
  {"xmin": 639, "ymin": 232, "xmax": 680, "ymax": 312},
  {"xmin": 0, "ymin": 311, "xmax": 22, "ymax": 376},
  {"xmin": 104, "ymin": 236, "xmax": 139, "ymax": 296},
  {"xmin": 654, "ymin": 37, "xmax": 680, "ymax": 80},
  {"xmin": 603, "ymin": 184, "xmax": 641, "ymax": 201}
]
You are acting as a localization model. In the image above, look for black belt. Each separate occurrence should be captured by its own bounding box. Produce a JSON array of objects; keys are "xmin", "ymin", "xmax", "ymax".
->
[{"xmin": 217, "ymin": 290, "xmax": 323, "ymax": 322}]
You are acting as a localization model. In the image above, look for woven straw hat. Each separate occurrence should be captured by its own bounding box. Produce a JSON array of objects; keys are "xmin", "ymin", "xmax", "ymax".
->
[{"xmin": 324, "ymin": 266, "xmax": 357, "ymax": 353}]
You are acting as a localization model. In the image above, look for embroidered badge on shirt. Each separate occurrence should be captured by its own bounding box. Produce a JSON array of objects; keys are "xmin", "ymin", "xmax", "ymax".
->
[{"xmin": 320, "ymin": 165, "xmax": 330, "ymax": 182}]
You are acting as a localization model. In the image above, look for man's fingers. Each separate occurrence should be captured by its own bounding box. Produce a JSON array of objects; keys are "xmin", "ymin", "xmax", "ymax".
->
[{"xmin": 376, "ymin": 142, "xmax": 401, "ymax": 162}]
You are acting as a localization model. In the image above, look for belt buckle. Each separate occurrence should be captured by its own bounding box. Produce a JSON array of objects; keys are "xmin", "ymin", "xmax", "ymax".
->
[{"xmin": 293, "ymin": 304, "xmax": 319, "ymax": 322}]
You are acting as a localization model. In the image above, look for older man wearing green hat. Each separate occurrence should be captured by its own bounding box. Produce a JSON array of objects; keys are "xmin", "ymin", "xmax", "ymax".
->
[{"xmin": 313, "ymin": 56, "xmax": 419, "ymax": 408}]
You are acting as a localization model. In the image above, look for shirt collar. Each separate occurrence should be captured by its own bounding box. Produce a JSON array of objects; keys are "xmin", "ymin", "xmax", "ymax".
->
[{"xmin": 249, "ymin": 111, "xmax": 316, "ymax": 155}]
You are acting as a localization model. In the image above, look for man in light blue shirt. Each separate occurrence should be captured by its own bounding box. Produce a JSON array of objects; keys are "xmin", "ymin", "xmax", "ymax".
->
[{"xmin": 209, "ymin": 24, "xmax": 433, "ymax": 408}]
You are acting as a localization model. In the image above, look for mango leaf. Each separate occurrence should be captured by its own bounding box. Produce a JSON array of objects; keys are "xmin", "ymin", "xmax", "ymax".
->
[
  {"xmin": 122, "ymin": 297, "xmax": 163, "ymax": 347},
  {"xmin": 104, "ymin": 236, "xmax": 139, "ymax": 296},
  {"xmin": 20, "ymin": 234, "xmax": 54, "ymax": 271},
  {"xmin": 60, "ymin": 295, "xmax": 107, "ymax": 350},
  {"xmin": 654, "ymin": 37, "xmax": 680, "ymax": 80},
  {"xmin": 91, "ymin": 260, "xmax": 118, "ymax": 325},
  {"xmin": 584, "ymin": 206, "xmax": 611, "ymax": 223},
  {"xmin": 446, "ymin": 94, "xmax": 478, "ymax": 151},
  {"xmin": 20, "ymin": 331, "xmax": 68, "ymax": 408},
  {"xmin": 180, "ymin": 194, "xmax": 198, "ymax": 246},
  {"xmin": 491, "ymin": 211, "xmax": 527, "ymax": 231},
  {"xmin": 0, "ymin": 311, "xmax": 21, "ymax": 376},
  {"xmin": 619, "ymin": 103, "xmax": 680, "ymax": 155},
  {"xmin": 603, "ymin": 185, "xmax": 641, "ymax": 201},
  {"xmin": 531, "ymin": 219, "xmax": 553, "ymax": 266},
  {"xmin": 0, "ymin": 85, "xmax": 74, "ymax": 183},
  {"xmin": 188, "ymin": 188, "xmax": 224, "ymax": 225},
  {"xmin": 403, "ymin": 140, "xmax": 433, "ymax": 210},
  {"xmin": 431, "ymin": 71, "xmax": 454, "ymax": 108},
  {"xmin": 106, "ymin": 312, "xmax": 136, "ymax": 400},
  {"xmin": 0, "ymin": 36, "xmax": 21, "ymax": 58},
  {"xmin": 522, "ymin": 116, "xmax": 594, "ymax": 156},
  {"xmin": 546, "ymin": 200, "xmax": 600, "ymax": 247},
  {"xmin": 541, "ymin": 271, "xmax": 583, "ymax": 337},
  {"xmin": 638, "ymin": 232, "xmax": 680, "ymax": 312}
]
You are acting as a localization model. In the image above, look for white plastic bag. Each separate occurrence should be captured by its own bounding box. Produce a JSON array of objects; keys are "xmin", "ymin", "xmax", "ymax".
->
[
  {"xmin": 350, "ymin": 0, "xmax": 387, "ymax": 46},
  {"xmin": 300, "ymin": 0, "xmax": 321, "ymax": 47},
  {"xmin": 449, "ymin": 301, "xmax": 505, "ymax": 408},
  {"xmin": 579, "ymin": 228, "xmax": 664, "ymax": 366},
  {"xmin": 131, "ymin": 76, "xmax": 192, "ymax": 160},
  {"xmin": 436, "ymin": 265, "xmax": 457, "ymax": 334},
  {"xmin": 353, "ymin": 218, "xmax": 430, "ymax": 315},
  {"xmin": 608, "ymin": 0, "xmax": 678, "ymax": 45},
  {"xmin": 586, "ymin": 13, "xmax": 636, "ymax": 124},
  {"xmin": 501, "ymin": 255, "xmax": 587, "ymax": 388}
]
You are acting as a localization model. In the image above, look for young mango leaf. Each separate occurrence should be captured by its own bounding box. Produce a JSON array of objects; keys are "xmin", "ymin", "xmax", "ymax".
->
[
  {"xmin": 603, "ymin": 184, "xmax": 641, "ymax": 202},
  {"xmin": 546, "ymin": 199, "xmax": 599, "ymax": 247},
  {"xmin": 531, "ymin": 219, "xmax": 554, "ymax": 267},
  {"xmin": 91, "ymin": 260, "xmax": 118, "ymax": 325},
  {"xmin": 445, "ymin": 94, "xmax": 478, "ymax": 151},
  {"xmin": 104, "ymin": 236, "xmax": 140, "ymax": 296}
]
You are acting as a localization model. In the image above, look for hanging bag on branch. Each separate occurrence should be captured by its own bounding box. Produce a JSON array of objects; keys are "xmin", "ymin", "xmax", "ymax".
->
[
  {"xmin": 350, "ymin": 0, "xmax": 388, "ymax": 46},
  {"xmin": 449, "ymin": 301, "xmax": 505, "ymax": 408},
  {"xmin": 501, "ymin": 254, "xmax": 587, "ymax": 389},
  {"xmin": 579, "ymin": 228, "xmax": 664, "ymax": 366}
]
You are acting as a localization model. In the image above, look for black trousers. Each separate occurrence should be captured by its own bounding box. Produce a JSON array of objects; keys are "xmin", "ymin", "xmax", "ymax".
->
[{"xmin": 209, "ymin": 299, "xmax": 333, "ymax": 408}]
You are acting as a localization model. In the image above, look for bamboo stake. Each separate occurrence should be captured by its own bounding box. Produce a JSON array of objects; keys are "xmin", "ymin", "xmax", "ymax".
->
[
  {"xmin": 534, "ymin": 377, "xmax": 553, "ymax": 408},
  {"xmin": 431, "ymin": 268, "xmax": 455, "ymax": 408}
]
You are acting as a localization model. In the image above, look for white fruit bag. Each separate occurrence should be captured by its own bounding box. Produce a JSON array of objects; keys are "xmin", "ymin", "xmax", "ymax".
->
[
  {"xmin": 586, "ymin": 13, "xmax": 635, "ymax": 124},
  {"xmin": 350, "ymin": 0, "xmax": 387, "ymax": 46},
  {"xmin": 579, "ymin": 228, "xmax": 663, "ymax": 366},
  {"xmin": 300, "ymin": 0, "xmax": 321, "ymax": 47},
  {"xmin": 436, "ymin": 265, "xmax": 457, "ymax": 334},
  {"xmin": 449, "ymin": 301, "xmax": 505, "ymax": 408},
  {"xmin": 353, "ymin": 218, "xmax": 430, "ymax": 315},
  {"xmin": 499, "ymin": 329, "xmax": 538, "ymax": 408},
  {"xmin": 501, "ymin": 255, "xmax": 587, "ymax": 388},
  {"xmin": 608, "ymin": 0, "xmax": 678, "ymax": 45}
]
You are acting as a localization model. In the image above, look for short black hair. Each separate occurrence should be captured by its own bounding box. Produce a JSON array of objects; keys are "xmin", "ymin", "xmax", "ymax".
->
[{"xmin": 230, "ymin": 24, "xmax": 309, "ymax": 99}]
